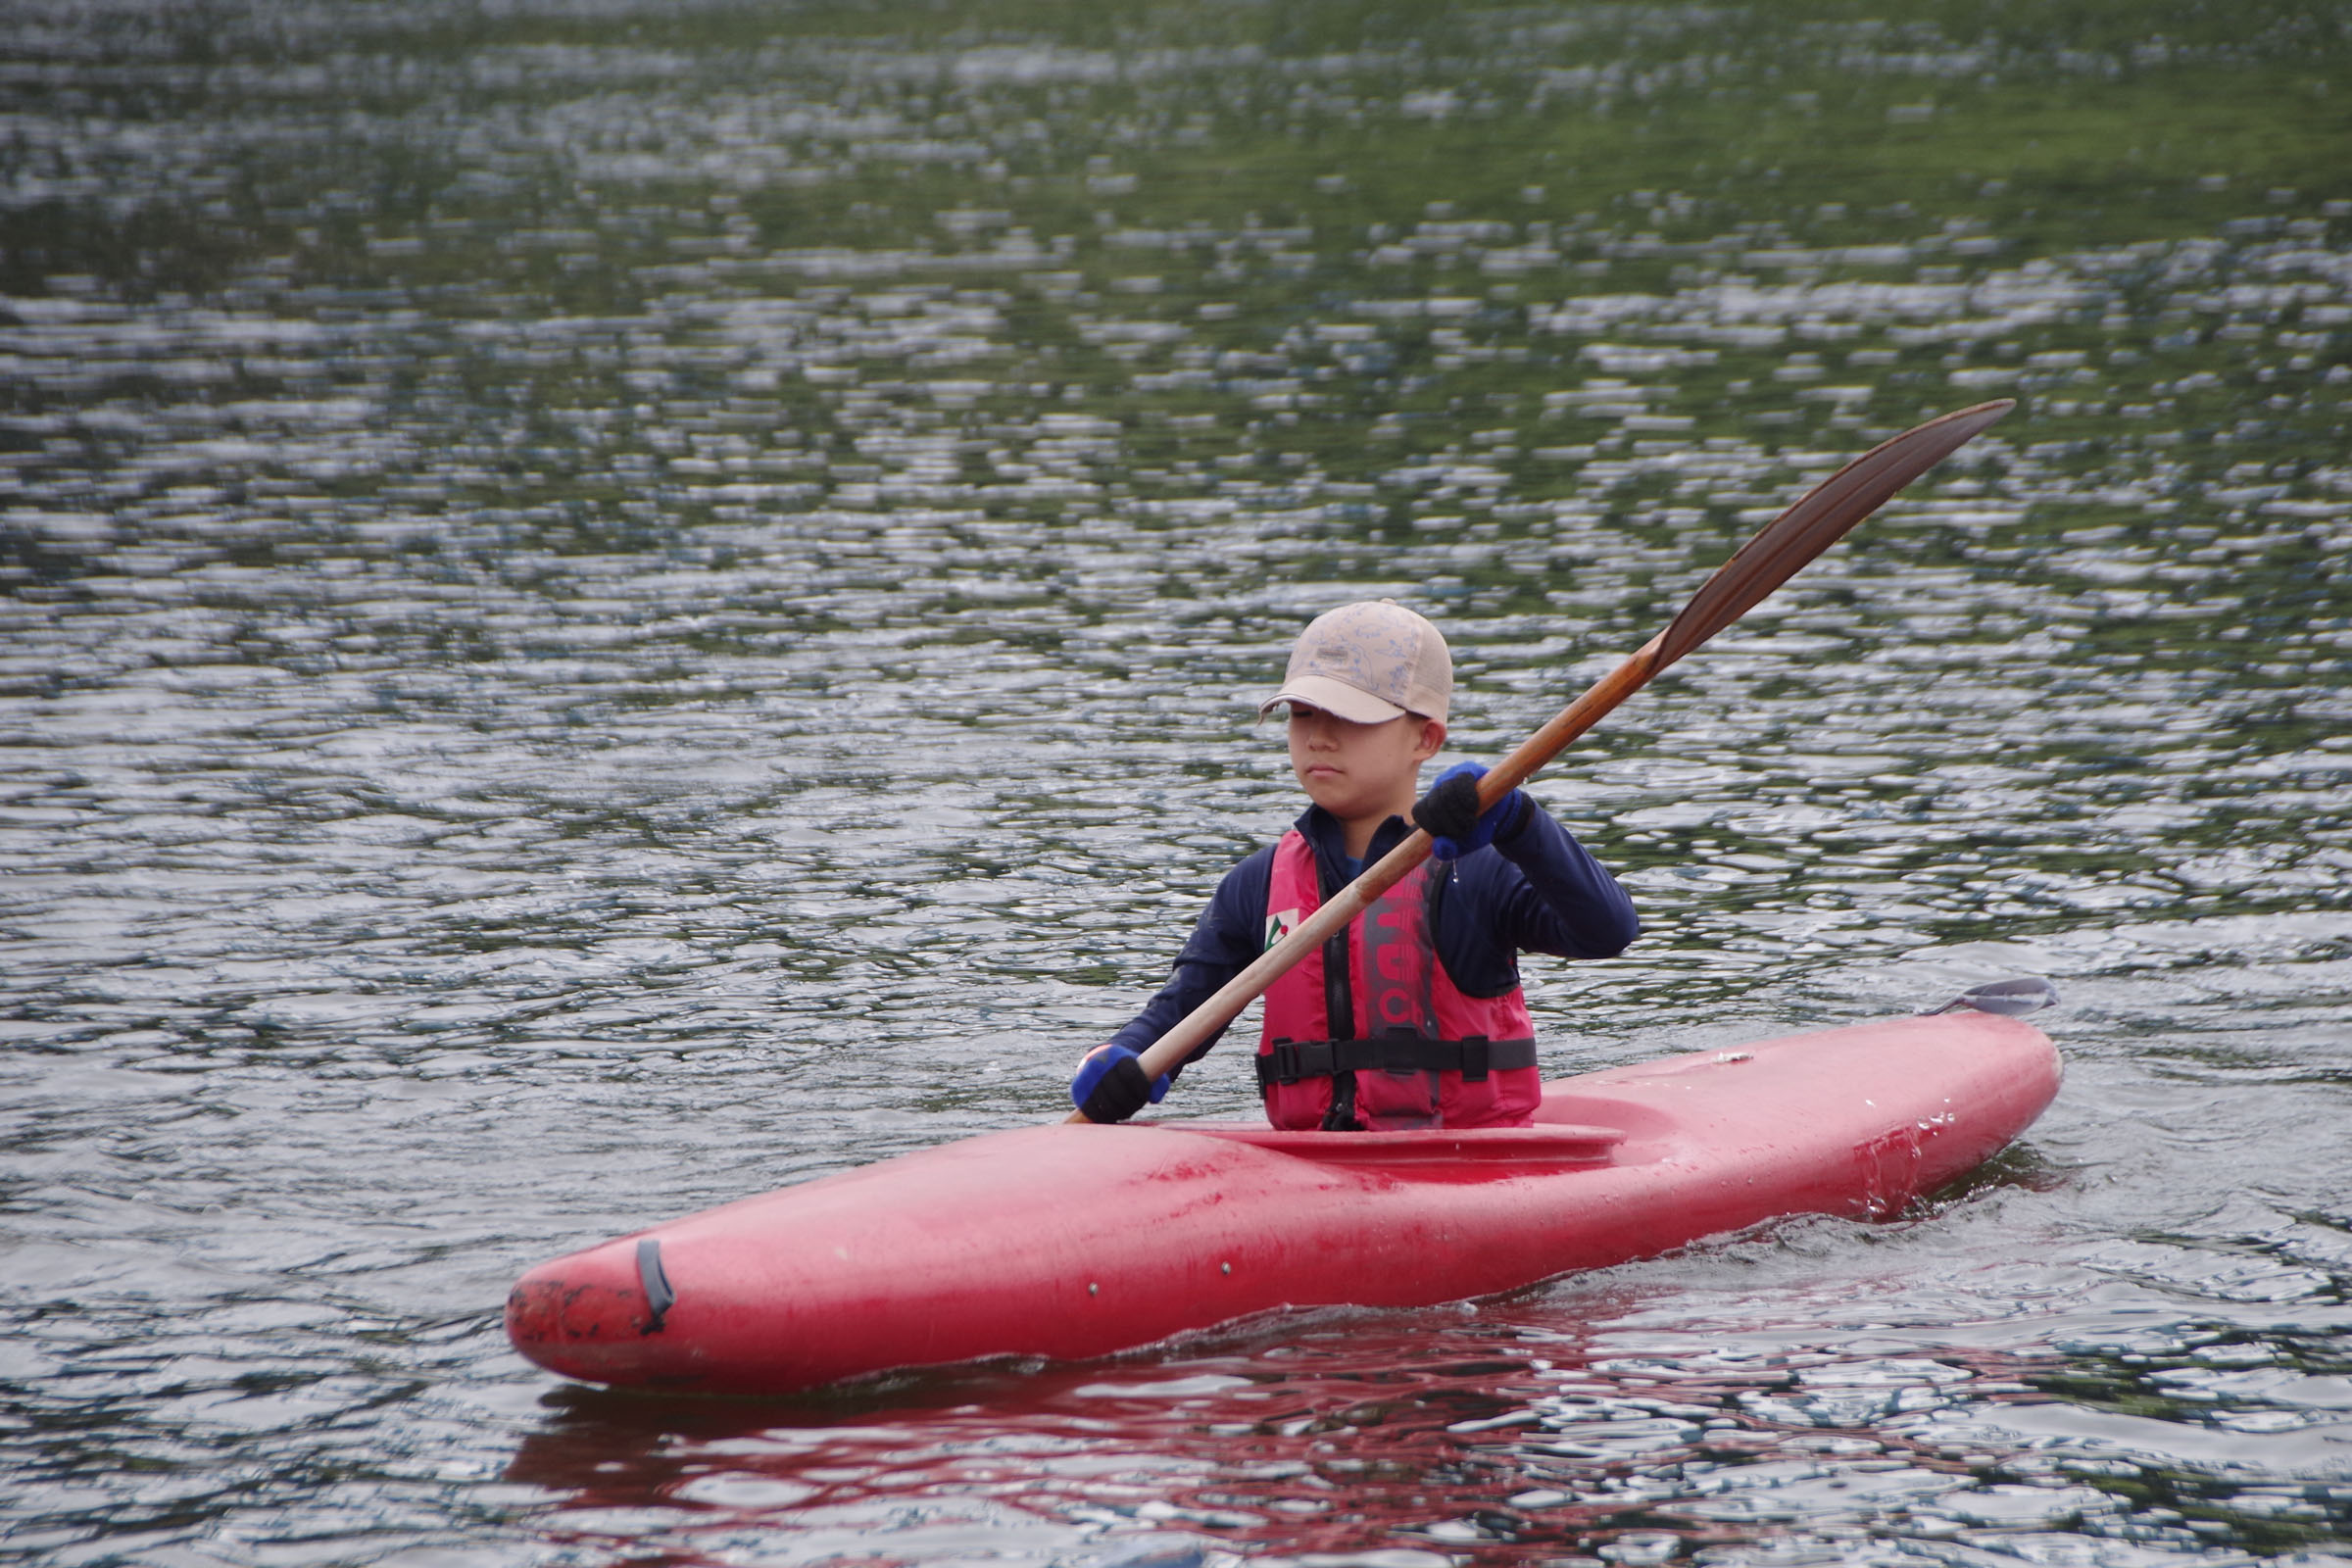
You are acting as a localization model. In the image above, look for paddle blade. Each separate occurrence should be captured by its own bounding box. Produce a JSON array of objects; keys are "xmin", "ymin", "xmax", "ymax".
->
[
  {"xmin": 1924, "ymin": 976, "xmax": 2059, "ymax": 1017},
  {"xmin": 1653, "ymin": 399, "xmax": 2014, "ymax": 670}
]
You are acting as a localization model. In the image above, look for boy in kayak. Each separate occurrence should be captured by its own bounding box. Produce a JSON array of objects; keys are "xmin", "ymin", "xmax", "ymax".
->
[{"xmin": 1072, "ymin": 600, "xmax": 1638, "ymax": 1130}]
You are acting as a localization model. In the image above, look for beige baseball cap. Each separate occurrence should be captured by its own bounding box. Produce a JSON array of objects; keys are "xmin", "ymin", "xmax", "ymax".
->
[{"xmin": 1257, "ymin": 600, "xmax": 1451, "ymax": 724}]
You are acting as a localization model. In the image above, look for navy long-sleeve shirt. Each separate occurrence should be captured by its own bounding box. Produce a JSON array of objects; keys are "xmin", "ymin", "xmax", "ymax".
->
[{"xmin": 1109, "ymin": 799, "xmax": 1639, "ymax": 1064}]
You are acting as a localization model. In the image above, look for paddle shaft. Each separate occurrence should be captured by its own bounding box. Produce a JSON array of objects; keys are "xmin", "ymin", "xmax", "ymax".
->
[{"xmin": 1066, "ymin": 399, "xmax": 2015, "ymax": 1122}]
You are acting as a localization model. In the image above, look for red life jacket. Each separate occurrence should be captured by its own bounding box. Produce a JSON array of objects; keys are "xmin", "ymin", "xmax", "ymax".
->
[{"xmin": 1256, "ymin": 828, "xmax": 1542, "ymax": 1131}]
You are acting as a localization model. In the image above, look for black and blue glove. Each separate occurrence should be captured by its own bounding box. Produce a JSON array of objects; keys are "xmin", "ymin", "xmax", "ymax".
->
[
  {"xmin": 1411, "ymin": 761, "xmax": 1531, "ymax": 861},
  {"xmin": 1070, "ymin": 1043, "xmax": 1172, "ymax": 1124}
]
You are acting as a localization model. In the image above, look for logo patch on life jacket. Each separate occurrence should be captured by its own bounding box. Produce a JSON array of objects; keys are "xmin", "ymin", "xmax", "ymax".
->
[{"xmin": 1265, "ymin": 907, "xmax": 1301, "ymax": 952}]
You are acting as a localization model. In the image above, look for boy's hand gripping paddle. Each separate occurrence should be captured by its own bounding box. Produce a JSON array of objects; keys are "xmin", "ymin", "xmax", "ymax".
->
[{"xmin": 1067, "ymin": 399, "xmax": 2015, "ymax": 1122}]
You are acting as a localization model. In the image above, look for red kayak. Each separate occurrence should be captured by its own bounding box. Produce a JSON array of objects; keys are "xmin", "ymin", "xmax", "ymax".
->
[{"xmin": 507, "ymin": 1002, "xmax": 2060, "ymax": 1395}]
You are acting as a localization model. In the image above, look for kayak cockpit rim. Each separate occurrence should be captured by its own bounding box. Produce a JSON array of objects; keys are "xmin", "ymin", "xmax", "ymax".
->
[{"xmin": 1137, "ymin": 1120, "xmax": 1628, "ymax": 1166}]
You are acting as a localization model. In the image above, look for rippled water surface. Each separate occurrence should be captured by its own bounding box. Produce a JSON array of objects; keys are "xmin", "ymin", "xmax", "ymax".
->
[{"xmin": 5, "ymin": 0, "xmax": 2350, "ymax": 1562}]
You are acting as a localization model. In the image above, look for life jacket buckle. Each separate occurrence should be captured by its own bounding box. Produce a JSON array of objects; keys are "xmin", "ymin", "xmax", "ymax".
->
[{"xmin": 1460, "ymin": 1034, "xmax": 1491, "ymax": 1082}]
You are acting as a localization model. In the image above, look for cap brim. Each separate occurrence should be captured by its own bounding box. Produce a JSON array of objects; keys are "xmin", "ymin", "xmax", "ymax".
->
[{"xmin": 1255, "ymin": 675, "xmax": 1408, "ymax": 725}]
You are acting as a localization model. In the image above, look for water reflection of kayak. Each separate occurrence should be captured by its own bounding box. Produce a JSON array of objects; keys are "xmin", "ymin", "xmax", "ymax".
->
[{"xmin": 506, "ymin": 1001, "xmax": 2060, "ymax": 1396}]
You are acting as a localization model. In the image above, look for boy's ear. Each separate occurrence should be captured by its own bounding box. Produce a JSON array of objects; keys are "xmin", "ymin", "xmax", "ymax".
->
[{"xmin": 1414, "ymin": 717, "xmax": 1446, "ymax": 760}]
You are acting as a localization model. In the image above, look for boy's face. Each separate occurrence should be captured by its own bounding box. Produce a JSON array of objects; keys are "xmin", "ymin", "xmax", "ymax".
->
[{"xmin": 1286, "ymin": 703, "xmax": 1446, "ymax": 823}]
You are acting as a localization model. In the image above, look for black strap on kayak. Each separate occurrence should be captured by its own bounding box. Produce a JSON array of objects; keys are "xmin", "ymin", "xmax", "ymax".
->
[
  {"xmin": 635, "ymin": 1239, "xmax": 675, "ymax": 1335},
  {"xmin": 1256, "ymin": 1031, "xmax": 1537, "ymax": 1091}
]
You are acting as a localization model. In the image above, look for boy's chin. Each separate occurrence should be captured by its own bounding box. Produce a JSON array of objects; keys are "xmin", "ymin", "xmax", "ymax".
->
[{"xmin": 1298, "ymin": 783, "xmax": 1366, "ymax": 819}]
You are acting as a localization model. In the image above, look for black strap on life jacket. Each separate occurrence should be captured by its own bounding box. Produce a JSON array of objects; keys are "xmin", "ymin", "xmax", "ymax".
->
[{"xmin": 1256, "ymin": 1030, "xmax": 1538, "ymax": 1092}]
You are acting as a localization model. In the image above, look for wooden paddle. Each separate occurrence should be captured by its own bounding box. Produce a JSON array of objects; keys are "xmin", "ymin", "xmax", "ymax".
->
[{"xmin": 1069, "ymin": 398, "xmax": 2016, "ymax": 1122}]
